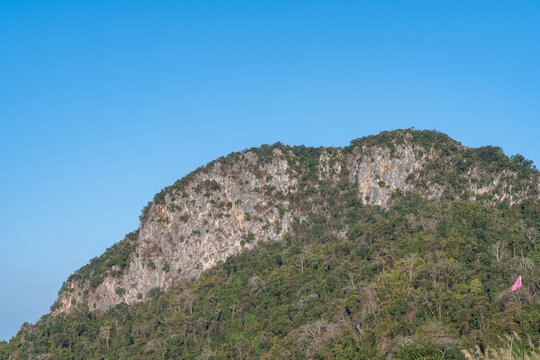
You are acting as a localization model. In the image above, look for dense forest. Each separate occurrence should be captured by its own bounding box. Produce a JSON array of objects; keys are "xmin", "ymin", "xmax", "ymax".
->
[{"xmin": 1, "ymin": 130, "xmax": 539, "ymax": 359}]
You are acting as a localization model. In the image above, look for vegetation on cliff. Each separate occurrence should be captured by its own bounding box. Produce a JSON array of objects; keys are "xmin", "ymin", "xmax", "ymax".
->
[{"xmin": 1, "ymin": 130, "xmax": 538, "ymax": 359}]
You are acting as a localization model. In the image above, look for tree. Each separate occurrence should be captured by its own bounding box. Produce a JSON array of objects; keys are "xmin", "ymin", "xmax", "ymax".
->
[
  {"xmin": 248, "ymin": 275, "xmax": 265, "ymax": 296},
  {"xmin": 296, "ymin": 244, "xmax": 313, "ymax": 273},
  {"xmin": 180, "ymin": 289, "xmax": 196, "ymax": 314},
  {"xmin": 144, "ymin": 338, "xmax": 167, "ymax": 359},
  {"xmin": 99, "ymin": 325, "xmax": 111, "ymax": 351},
  {"xmin": 490, "ymin": 241, "xmax": 508, "ymax": 263},
  {"xmin": 297, "ymin": 319, "xmax": 332, "ymax": 357}
]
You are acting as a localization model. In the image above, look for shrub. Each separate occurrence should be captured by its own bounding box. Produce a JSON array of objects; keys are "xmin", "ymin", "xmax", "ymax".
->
[
  {"xmin": 242, "ymin": 232, "xmax": 255, "ymax": 243},
  {"xmin": 210, "ymin": 180, "xmax": 220, "ymax": 190}
]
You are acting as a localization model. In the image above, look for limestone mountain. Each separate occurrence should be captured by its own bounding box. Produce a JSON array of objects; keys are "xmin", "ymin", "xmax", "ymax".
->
[
  {"xmin": 53, "ymin": 129, "xmax": 538, "ymax": 314},
  {"xmin": 3, "ymin": 129, "xmax": 539, "ymax": 359}
]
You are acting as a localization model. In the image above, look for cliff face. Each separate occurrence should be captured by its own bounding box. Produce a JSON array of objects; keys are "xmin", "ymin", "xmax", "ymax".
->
[{"xmin": 53, "ymin": 130, "xmax": 539, "ymax": 313}]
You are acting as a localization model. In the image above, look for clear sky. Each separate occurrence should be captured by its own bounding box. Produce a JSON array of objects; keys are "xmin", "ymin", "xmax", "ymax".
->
[{"xmin": 0, "ymin": 0, "xmax": 539, "ymax": 341}]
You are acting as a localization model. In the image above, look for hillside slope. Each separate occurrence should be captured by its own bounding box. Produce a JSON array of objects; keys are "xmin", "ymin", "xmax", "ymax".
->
[
  {"xmin": 53, "ymin": 130, "xmax": 538, "ymax": 314},
  {"xmin": 1, "ymin": 129, "xmax": 539, "ymax": 359}
]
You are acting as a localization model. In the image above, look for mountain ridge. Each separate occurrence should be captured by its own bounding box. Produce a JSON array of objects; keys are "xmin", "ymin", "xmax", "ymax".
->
[{"xmin": 52, "ymin": 129, "xmax": 538, "ymax": 314}]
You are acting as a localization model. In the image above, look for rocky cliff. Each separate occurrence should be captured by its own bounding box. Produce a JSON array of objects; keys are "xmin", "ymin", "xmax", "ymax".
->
[{"xmin": 53, "ymin": 129, "xmax": 539, "ymax": 313}]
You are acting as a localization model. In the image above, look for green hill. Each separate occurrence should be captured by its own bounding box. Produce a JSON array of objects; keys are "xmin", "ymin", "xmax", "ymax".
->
[{"xmin": 1, "ymin": 129, "xmax": 539, "ymax": 359}]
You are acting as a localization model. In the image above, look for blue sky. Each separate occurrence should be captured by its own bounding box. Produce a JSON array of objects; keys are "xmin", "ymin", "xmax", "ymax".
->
[{"xmin": 0, "ymin": 0, "xmax": 539, "ymax": 341}]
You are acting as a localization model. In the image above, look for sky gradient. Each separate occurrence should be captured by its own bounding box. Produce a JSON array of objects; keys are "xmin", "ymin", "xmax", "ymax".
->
[{"xmin": 1, "ymin": 0, "xmax": 539, "ymax": 341}]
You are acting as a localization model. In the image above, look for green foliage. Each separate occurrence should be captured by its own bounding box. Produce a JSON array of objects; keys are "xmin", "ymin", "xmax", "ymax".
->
[
  {"xmin": 7, "ymin": 191, "xmax": 539, "ymax": 359},
  {"xmin": 347, "ymin": 129, "xmax": 458, "ymax": 157},
  {"xmin": 61, "ymin": 231, "xmax": 138, "ymax": 293},
  {"xmin": 242, "ymin": 232, "xmax": 255, "ymax": 243},
  {"xmin": 162, "ymin": 264, "xmax": 170, "ymax": 273},
  {"xmin": 277, "ymin": 204, "xmax": 286, "ymax": 219},
  {"xmin": 398, "ymin": 348, "xmax": 445, "ymax": 359},
  {"xmin": 210, "ymin": 180, "xmax": 220, "ymax": 190}
]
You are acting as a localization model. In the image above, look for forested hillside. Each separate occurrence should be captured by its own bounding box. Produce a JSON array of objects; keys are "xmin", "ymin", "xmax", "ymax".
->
[{"xmin": 1, "ymin": 130, "xmax": 539, "ymax": 359}]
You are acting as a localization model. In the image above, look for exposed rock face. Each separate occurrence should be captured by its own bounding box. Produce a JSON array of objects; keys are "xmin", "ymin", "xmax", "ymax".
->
[
  {"xmin": 57, "ymin": 149, "xmax": 300, "ymax": 312},
  {"xmin": 54, "ymin": 130, "xmax": 539, "ymax": 313},
  {"xmin": 348, "ymin": 144, "xmax": 425, "ymax": 206}
]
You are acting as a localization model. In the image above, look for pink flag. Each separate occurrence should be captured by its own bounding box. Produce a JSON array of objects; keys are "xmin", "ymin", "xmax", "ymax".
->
[{"xmin": 511, "ymin": 276, "xmax": 522, "ymax": 291}]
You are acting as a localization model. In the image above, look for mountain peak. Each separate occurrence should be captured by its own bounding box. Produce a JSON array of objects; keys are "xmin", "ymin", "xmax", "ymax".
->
[{"xmin": 52, "ymin": 130, "xmax": 538, "ymax": 314}]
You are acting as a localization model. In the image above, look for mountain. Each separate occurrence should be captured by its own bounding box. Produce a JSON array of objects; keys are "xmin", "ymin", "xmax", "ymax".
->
[{"xmin": 1, "ymin": 129, "xmax": 539, "ymax": 359}]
